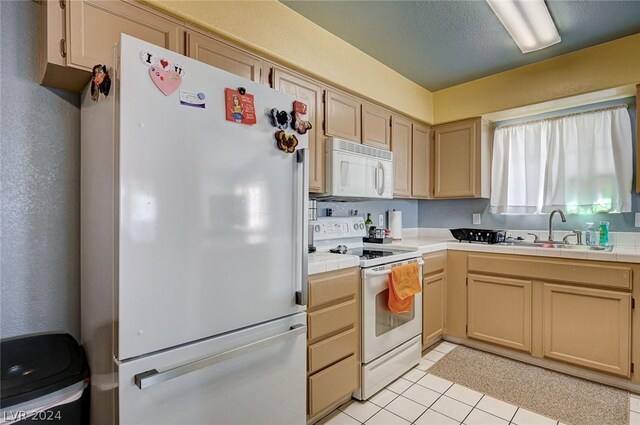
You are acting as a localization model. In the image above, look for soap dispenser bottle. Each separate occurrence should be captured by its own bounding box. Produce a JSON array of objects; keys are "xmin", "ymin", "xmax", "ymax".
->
[{"xmin": 585, "ymin": 222, "xmax": 596, "ymax": 246}]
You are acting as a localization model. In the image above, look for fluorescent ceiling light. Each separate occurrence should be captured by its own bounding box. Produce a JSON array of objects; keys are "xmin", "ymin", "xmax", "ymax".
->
[{"xmin": 486, "ymin": 0, "xmax": 561, "ymax": 53}]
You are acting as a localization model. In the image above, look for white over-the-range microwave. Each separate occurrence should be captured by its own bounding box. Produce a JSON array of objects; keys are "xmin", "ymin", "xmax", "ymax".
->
[{"xmin": 319, "ymin": 137, "xmax": 394, "ymax": 200}]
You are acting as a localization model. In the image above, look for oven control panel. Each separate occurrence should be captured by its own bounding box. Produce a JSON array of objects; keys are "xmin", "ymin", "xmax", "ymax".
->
[{"xmin": 311, "ymin": 217, "xmax": 367, "ymax": 241}]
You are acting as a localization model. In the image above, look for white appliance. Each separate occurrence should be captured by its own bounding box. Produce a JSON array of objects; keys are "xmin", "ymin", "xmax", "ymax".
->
[
  {"xmin": 81, "ymin": 35, "xmax": 308, "ymax": 425},
  {"xmin": 311, "ymin": 217, "xmax": 422, "ymax": 400},
  {"xmin": 323, "ymin": 138, "xmax": 393, "ymax": 199}
]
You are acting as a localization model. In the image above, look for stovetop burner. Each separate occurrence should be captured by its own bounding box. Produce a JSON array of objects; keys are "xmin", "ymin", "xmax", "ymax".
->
[{"xmin": 349, "ymin": 248, "xmax": 401, "ymax": 260}]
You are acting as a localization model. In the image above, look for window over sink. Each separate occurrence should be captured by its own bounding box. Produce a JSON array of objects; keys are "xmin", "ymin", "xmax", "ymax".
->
[{"xmin": 490, "ymin": 105, "xmax": 633, "ymax": 214}]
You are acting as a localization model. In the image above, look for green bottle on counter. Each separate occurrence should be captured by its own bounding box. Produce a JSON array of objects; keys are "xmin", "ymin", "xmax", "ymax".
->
[{"xmin": 365, "ymin": 213, "xmax": 373, "ymax": 233}]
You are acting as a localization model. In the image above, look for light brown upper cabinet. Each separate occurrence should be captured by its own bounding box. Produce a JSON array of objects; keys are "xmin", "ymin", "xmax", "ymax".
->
[
  {"xmin": 41, "ymin": 0, "xmax": 184, "ymax": 91},
  {"xmin": 186, "ymin": 31, "xmax": 263, "ymax": 83},
  {"xmin": 272, "ymin": 68, "xmax": 325, "ymax": 193},
  {"xmin": 324, "ymin": 90, "xmax": 362, "ymax": 142},
  {"xmin": 362, "ymin": 103, "xmax": 391, "ymax": 150},
  {"xmin": 467, "ymin": 274, "xmax": 532, "ymax": 353},
  {"xmin": 542, "ymin": 283, "xmax": 631, "ymax": 377},
  {"xmin": 432, "ymin": 118, "xmax": 491, "ymax": 199},
  {"xmin": 391, "ymin": 116, "xmax": 413, "ymax": 198},
  {"xmin": 411, "ymin": 123, "xmax": 432, "ymax": 199}
]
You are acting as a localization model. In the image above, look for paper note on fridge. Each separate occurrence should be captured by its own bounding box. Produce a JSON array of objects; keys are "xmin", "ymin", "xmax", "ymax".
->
[{"xmin": 179, "ymin": 90, "xmax": 206, "ymax": 108}]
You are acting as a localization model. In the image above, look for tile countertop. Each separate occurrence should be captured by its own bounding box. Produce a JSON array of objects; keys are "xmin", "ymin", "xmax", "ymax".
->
[
  {"xmin": 387, "ymin": 237, "xmax": 640, "ymax": 263},
  {"xmin": 307, "ymin": 229, "xmax": 640, "ymax": 276},
  {"xmin": 308, "ymin": 252, "xmax": 360, "ymax": 275}
]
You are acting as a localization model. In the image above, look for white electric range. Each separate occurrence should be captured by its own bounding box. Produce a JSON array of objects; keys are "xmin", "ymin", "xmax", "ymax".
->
[{"xmin": 310, "ymin": 216, "xmax": 423, "ymax": 400}]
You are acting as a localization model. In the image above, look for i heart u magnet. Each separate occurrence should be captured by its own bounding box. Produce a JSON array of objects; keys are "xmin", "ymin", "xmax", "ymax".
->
[{"xmin": 140, "ymin": 50, "xmax": 186, "ymax": 96}]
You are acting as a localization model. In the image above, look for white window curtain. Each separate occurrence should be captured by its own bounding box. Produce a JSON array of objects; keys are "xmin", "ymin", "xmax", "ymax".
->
[{"xmin": 491, "ymin": 106, "xmax": 632, "ymax": 214}]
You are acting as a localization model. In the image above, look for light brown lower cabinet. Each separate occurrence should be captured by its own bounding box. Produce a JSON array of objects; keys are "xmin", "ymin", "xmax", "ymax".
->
[
  {"xmin": 467, "ymin": 274, "xmax": 532, "ymax": 353},
  {"xmin": 308, "ymin": 355, "xmax": 358, "ymax": 417},
  {"xmin": 451, "ymin": 252, "xmax": 640, "ymax": 384},
  {"xmin": 422, "ymin": 252, "xmax": 446, "ymax": 348},
  {"xmin": 543, "ymin": 283, "xmax": 631, "ymax": 377},
  {"xmin": 307, "ymin": 267, "xmax": 360, "ymax": 421}
]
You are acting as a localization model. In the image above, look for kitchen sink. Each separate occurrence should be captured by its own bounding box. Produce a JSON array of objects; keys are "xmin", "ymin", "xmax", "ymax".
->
[{"xmin": 496, "ymin": 241, "xmax": 614, "ymax": 252}]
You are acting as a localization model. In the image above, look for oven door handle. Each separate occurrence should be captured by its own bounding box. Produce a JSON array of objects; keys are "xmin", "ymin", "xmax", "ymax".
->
[
  {"xmin": 364, "ymin": 260, "xmax": 424, "ymax": 278},
  {"xmin": 365, "ymin": 269, "xmax": 392, "ymax": 277}
]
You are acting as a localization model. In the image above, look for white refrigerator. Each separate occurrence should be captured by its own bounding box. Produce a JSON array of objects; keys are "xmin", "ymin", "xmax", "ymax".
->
[{"xmin": 81, "ymin": 35, "xmax": 308, "ymax": 424}]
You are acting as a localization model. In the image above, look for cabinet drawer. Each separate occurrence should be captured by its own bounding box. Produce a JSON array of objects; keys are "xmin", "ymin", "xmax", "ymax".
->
[
  {"xmin": 423, "ymin": 252, "xmax": 446, "ymax": 275},
  {"xmin": 309, "ymin": 268, "xmax": 358, "ymax": 309},
  {"xmin": 468, "ymin": 255, "xmax": 632, "ymax": 290},
  {"xmin": 308, "ymin": 300, "xmax": 356, "ymax": 341},
  {"xmin": 308, "ymin": 354, "xmax": 357, "ymax": 417},
  {"xmin": 308, "ymin": 328, "xmax": 356, "ymax": 374}
]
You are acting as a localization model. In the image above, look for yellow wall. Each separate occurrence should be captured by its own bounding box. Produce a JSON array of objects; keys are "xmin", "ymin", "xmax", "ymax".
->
[
  {"xmin": 141, "ymin": 0, "xmax": 434, "ymax": 123},
  {"xmin": 433, "ymin": 33, "xmax": 640, "ymax": 124}
]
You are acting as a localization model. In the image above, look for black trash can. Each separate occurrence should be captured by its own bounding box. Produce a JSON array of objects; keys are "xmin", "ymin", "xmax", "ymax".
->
[{"xmin": 1, "ymin": 333, "xmax": 89, "ymax": 424}]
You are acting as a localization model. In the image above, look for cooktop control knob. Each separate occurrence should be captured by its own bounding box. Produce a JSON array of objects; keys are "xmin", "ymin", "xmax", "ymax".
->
[
  {"xmin": 314, "ymin": 225, "xmax": 321, "ymax": 233},
  {"xmin": 353, "ymin": 223, "xmax": 358, "ymax": 230},
  {"xmin": 359, "ymin": 223, "xmax": 365, "ymax": 230}
]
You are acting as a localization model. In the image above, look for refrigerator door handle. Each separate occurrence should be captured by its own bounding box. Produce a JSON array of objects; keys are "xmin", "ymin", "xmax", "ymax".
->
[
  {"xmin": 134, "ymin": 324, "xmax": 307, "ymax": 390},
  {"xmin": 295, "ymin": 148, "xmax": 308, "ymax": 306}
]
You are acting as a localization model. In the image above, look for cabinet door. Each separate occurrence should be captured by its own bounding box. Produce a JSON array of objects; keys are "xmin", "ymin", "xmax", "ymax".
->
[
  {"xmin": 362, "ymin": 103, "xmax": 391, "ymax": 150},
  {"xmin": 325, "ymin": 90, "xmax": 361, "ymax": 142},
  {"xmin": 186, "ymin": 31, "xmax": 262, "ymax": 82},
  {"xmin": 543, "ymin": 283, "xmax": 631, "ymax": 377},
  {"xmin": 272, "ymin": 69, "xmax": 324, "ymax": 193},
  {"xmin": 433, "ymin": 118, "xmax": 479, "ymax": 198},
  {"xmin": 423, "ymin": 272, "xmax": 445, "ymax": 347},
  {"xmin": 67, "ymin": 0, "xmax": 183, "ymax": 71},
  {"xmin": 412, "ymin": 123, "xmax": 431, "ymax": 198},
  {"xmin": 467, "ymin": 274, "xmax": 532, "ymax": 353},
  {"xmin": 391, "ymin": 116, "xmax": 412, "ymax": 198}
]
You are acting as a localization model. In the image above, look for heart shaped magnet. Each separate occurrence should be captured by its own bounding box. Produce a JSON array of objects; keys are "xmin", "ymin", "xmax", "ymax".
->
[{"xmin": 149, "ymin": 66, "xmax": 182, "ymax": 96}]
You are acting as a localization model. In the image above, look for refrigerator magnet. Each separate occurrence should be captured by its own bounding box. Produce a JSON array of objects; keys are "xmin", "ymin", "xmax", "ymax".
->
[
  {"xmin": 269, "ymin": 108, "xmax": 292, "ymax": 130},
  {"xmin": 291, "ymin": 101, "xmax": 312, "ymax": 135},
  {"xmin": 90, "ymin": 64, "xmax": 111, "ymax": 102},
  {"xmin": 140, "ymin": 50, "xmax": 186, "ymax": 96},
  {"xmin": 275, "ymin": 130, "xmax": 298, "ymax": 153},
  {"xmin": 225, "ymin": 88, "xmax": 256, "ymax": 125},
  {"xmin": 179, "ymin": 90, "xmax": 206, "ymax": 109}
]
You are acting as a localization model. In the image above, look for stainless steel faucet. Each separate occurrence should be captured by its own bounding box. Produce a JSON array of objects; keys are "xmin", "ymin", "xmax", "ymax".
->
[{"xmin": 548, "ymin": 209, "xmax": 566, "ymax": 242}]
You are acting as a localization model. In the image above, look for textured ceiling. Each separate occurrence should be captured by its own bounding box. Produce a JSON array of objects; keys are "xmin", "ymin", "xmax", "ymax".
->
[{"xmin": 281, "ymin": 0, "xmax": 640, "ymax": 91}]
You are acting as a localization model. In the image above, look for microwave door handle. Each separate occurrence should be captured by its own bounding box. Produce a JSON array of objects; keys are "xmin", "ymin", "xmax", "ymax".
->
[
  {"xmin": 374, "ymin": 166, "xmax": 378, "ymax": 194},
  {"xmin": 376, "ymin": 163, "xmax": 384, "ymax": 195}
]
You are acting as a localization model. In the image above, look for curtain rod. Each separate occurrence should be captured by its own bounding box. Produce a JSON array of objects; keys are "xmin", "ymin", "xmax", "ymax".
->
[{"xmin": 494, "ymin": 104, "xmax": 629, "ymax": 130}]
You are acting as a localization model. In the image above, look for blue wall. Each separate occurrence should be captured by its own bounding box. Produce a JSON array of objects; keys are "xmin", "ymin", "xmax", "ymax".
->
[
  {"xmin": 419, "ymin": 97, "xmax": 639, "ymax": 232},
  {"xmin": 1, "ymin": 1, "xmax": 81, "ymax": 339},
  {"xmin": 316, "ymin": 199, "xmax": 419, "ymax": 228}
]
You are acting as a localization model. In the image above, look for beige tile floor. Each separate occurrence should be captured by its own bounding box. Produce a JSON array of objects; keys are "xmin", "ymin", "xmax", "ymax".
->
[{"xmin": 317, "ymin": 342, "xmax": 580, "ymax": 425}]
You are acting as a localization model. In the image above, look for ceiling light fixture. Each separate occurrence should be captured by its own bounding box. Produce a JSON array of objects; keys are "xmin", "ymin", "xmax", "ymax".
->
[{"xmin": 486, "ymin": 0, "xmax": 561, "ymax": 53}]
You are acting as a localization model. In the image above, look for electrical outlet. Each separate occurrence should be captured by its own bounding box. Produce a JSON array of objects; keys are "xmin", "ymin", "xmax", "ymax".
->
[
  {"xmin": 636, "ymin": 213, "xmax": 640, "ymax": 227},
  {"xmin": 378, "ymin": 214, "xmax": 385, "ymax": 227},
  {"xmin": 473, "ymin": 213, "xmax": 481, "ymax": 225}
]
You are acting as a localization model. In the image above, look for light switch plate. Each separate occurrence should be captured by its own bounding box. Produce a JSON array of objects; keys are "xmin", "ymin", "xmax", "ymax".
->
[
  {"xmin": 378, "ymin": 214, "xmax": 385, "ymax": 227},
  {"xmin": 635, "ymin": 213, "xmax": 640, "ymax": 227},
  {"xmin": 473, "ymin": 213, "xmax": 481, "ymax": 225}
]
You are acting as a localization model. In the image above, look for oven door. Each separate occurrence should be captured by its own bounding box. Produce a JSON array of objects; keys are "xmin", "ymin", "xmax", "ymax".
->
[{"xmin": 362, "ymin": 259, "xmax": 423, "ymax": 363}]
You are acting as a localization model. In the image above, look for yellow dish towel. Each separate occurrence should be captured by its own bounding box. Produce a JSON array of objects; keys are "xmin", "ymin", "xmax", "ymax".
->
[{"xmin": 388, "ymin": 263, "xmax": 422, "ymax": 314}]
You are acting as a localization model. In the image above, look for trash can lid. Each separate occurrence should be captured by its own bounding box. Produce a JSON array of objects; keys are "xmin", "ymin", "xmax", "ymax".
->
[{"xmin": 1, "ymin": 333, "xmax": 88, "ymax": 408}]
